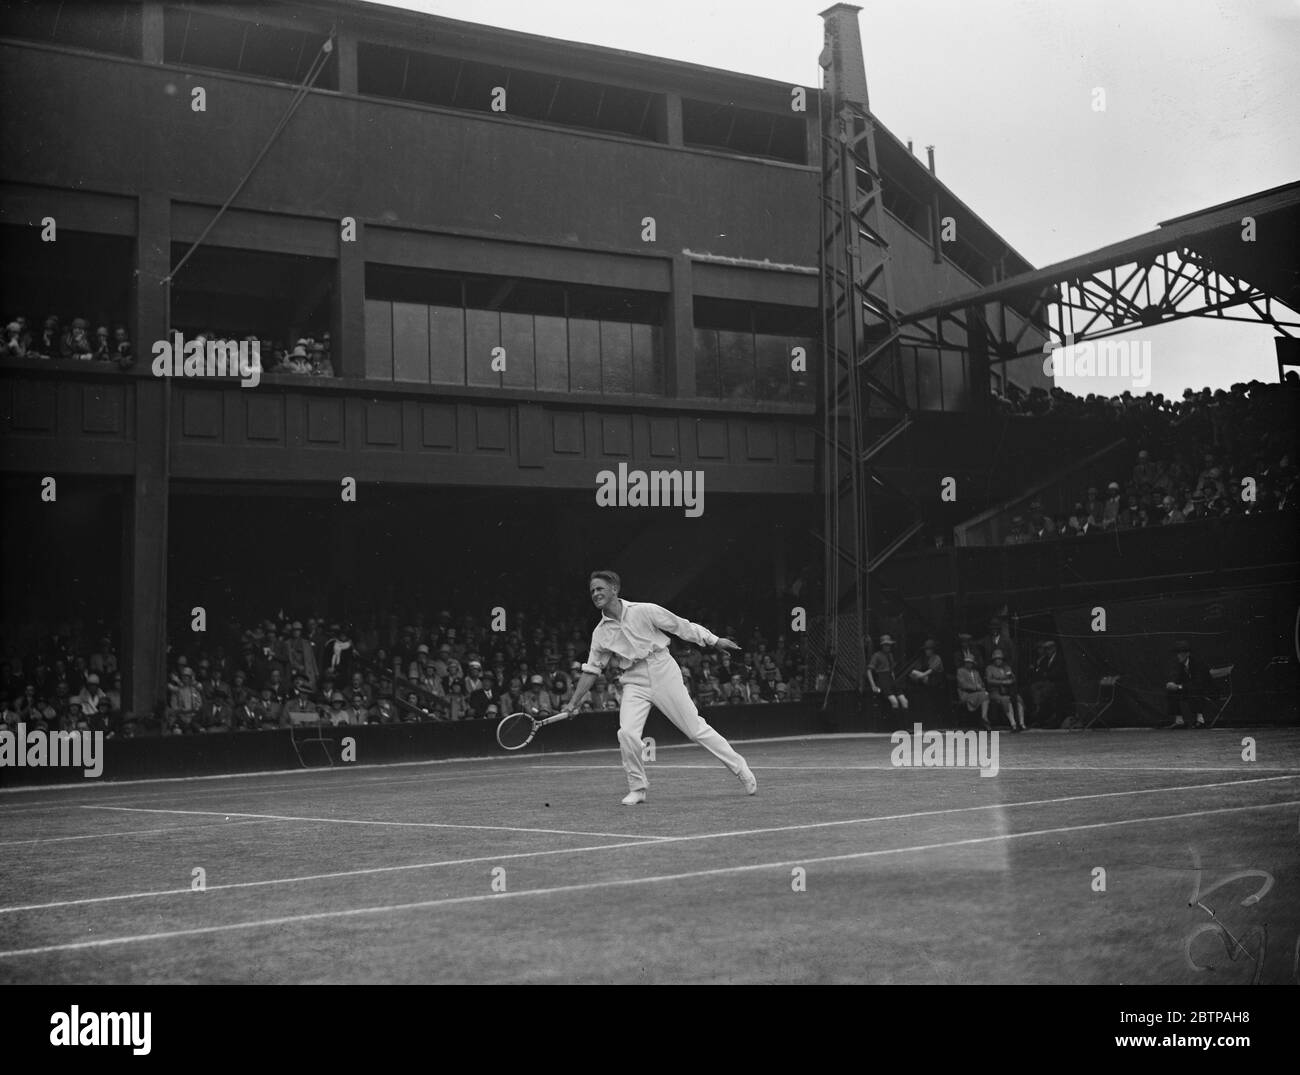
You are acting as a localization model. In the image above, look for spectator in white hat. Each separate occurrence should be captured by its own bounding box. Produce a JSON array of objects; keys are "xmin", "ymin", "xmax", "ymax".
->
[{"xmin": 73, "ymin": 673, "xmax": 108, "ymax": 716}]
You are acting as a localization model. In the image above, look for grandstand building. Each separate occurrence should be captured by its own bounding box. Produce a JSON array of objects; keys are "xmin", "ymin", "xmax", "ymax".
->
[{"xmin": 0, "ymin": 1, "xmax": 1055, "ymax": 716}]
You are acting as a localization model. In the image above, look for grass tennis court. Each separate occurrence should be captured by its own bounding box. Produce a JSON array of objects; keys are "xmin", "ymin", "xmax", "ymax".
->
[{"xmin": 2, "ymin": 729, "xmax": 1298, "ymax": 984}]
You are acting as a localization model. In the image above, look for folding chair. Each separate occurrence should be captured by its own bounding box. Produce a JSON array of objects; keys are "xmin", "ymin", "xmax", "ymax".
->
[
  {"xmin": 1079, "ymin": 675, "xmax": 1121, "ymax": 730},
  {"xmin": 1207, "ymin": 665, "xmax": 1234, "ymax": 727},
  {"xmin": 287, "ymin": 708, "xmax": 334, "ymax": 767}
]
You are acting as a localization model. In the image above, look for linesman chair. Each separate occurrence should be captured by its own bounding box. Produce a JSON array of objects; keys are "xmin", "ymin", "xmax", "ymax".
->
[
  {"xmin": 1079, "ymin": 675, "xmax": 1121, "ymax": 730},
  {"xmin": 1207, "ymin": 665, "xmax": 1234, "ymax": 728},
  {"xmin": 287, "ymin": 708, "xmax": 334, "ymax": 767}
]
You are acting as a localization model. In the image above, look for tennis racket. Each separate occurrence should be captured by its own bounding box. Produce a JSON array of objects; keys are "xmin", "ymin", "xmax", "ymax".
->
[{"xmin": 496, "ymin": 709, "xmax": 572, "ymax": 751}]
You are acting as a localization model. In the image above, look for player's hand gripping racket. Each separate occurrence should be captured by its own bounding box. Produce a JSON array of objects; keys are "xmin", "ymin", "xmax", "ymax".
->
[{"xmin": 496, "ymin": 710, "xmax": 572, "ymax": 751}]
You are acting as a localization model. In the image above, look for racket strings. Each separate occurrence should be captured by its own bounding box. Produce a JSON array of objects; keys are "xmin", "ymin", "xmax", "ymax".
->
[{"xmin": 497, "ymin": 712, "xmax": 535, "ymax": 749}]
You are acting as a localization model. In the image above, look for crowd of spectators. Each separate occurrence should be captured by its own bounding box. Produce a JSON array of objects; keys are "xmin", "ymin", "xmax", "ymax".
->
[
  {"xmin": 4, "ymin": 313, "xmax": 133, "ymax": 367},
  {"xmin": 1001, "ymin": 378, "xmax": 1297, "ymax": 543},
  {"xmin": 1, "ymin": 606, "xmax": 809, "ymax": 738},
  {"xmin": 4, "ymin": 312, "xmax": 335, "ymax": 378}
]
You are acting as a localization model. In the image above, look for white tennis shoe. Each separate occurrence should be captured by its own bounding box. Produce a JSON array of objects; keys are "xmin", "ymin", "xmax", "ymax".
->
[
  {"xmin": 737, "ymin": 764, "xmax": 757, "ymax": 795},
  {"xmin": 621, "ymin": 790, "xmax": 647, "ymax": 806}
]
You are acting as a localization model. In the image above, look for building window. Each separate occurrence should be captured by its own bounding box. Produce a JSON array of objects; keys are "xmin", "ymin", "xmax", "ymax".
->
[
  {"xmin": 163, "ymin": 7, "xmax": 337, "ymax": 89},
  {"xmin": 693, "ymin": 297, "xmax": 816, "ymax": 402},
  {"xmin": 365, "ymin": 266, "xmax": 666, "ymax": 396},
  {"xmin": 1, "ymin": 1, "xmax": 140, "ymax": 58},
  {"xmin": 682, "ymin": 98, "xmax": 807, "ymax": 164},
  {"xmin": 357, "ymin": 43, "xmax": 663, "ymax": 142}
]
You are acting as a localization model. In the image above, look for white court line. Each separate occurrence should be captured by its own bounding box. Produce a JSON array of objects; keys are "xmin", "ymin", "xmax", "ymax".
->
[
  {"xmin": 79, "ymin": 805, "xmax": 672, "ymax": 844},
  {"xmin": 3, "ymin": 726, "xmax": 1296, "ymax": 800},
  {"xmin": 0, "ymin": 818, "xmax": 280, "ymax": 848},
  {"xmin": 535, "ymin": 764, "xmax": 1300, "ymax": 773},
  {"xmin": 5, "ymin": 772, "xmax": 1295, "ymax": 916},
  {"xmin": 2, "ymin": 797, "xmax": 1295, "ymax": 960}
]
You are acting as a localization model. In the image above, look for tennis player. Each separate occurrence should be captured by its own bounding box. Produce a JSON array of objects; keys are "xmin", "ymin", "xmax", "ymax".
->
[{"xmin": 566, "ymin": 570, "xmax": 758, "ymax": 805}]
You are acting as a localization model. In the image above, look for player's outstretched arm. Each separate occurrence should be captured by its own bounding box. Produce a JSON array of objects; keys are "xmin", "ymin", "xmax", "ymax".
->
[{"xmin": 566, "ymin": 671, "xmax": 600, "ymax": 714}]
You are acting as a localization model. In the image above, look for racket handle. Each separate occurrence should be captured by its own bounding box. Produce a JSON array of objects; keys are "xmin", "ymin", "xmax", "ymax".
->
[{"xmin": 539, "ymin": 710, "xmax": 572, "ymax": 726}]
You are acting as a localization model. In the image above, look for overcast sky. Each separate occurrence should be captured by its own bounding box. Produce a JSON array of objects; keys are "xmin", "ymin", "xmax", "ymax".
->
[{"xmin": 383, "ymin": 0, "xmax": 1300, "ymax": 396}]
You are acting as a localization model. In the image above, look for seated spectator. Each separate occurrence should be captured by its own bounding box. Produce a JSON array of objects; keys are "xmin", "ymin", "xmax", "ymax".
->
[
  {"xmin": 5, "ymin": 320, "xmax": 25, "ymax": 358},
  {"xmin": 91, "ymin": 325, "xmax": 112, "ymax": 362},
  {"xmin": 867, "ymin": 635, "xmax": 908, "ymax": 712},
  {"xmin": 345, "ymin": 670, "xmax": 372, "ymax": 711},
  {"xmin": 520, "ymin": 673, "xmax": 556, "ymax": 716},
  {"xmin": 985, "ymin": 650, "xmax": 1024, "ymax": 731},
  {"xmin": 60, "ymin": 317, "xmax": 93, "ymax": 360},
  {"xmin": 202, "ymin": 682, "xmax": 233, "ymax": 732},
  {"xmin": 695, "ymin": 669, "xmax": 722, "ymax": 707},
  {"xmin": 1027, "ymin": 640, "xmax": 1069, "ymax": 727},
  {"xmin": 1003, "ymin": 516, "xmax": 1032, "ymax": 545},
  {"xmin": 112, "ymin": 324, "xmax": 133, "ymax": 368},
  {"xmin": 30, "ymin": 315, "xmax": 60, "ymax": 358},
  {"xmin": 284, "ymin": 676, "xmax": 321, "ymax": 724},
  {"xmin": 956, "ymin": 654, "xmax": 991, "ymax": 730},
  {"xmin": 72, "ymin": 673, "xmax": 108, "ymax": 716},
  {"xmin": 371, "ymin": 695, "xmax": 399, "ymax": 724},
  {"xmin": 167, "ymin": 666, "xmax": 204, "ymax": 733},
  {"xmin": 953, "ymin": 633, "xmax": 984, "ymax": 674},
  {"xmin": 326, "ymin": 691, "xmax": 355, "ymax": 725},
  {"xmin": 1165, "ymin": 639, "xmax": 1210, "ymax": 729},
  {"xmin": 908, "ymin": 638, "xmax": 945, "ymax": 718},
  {"xmin": 1160, "ymin": 494, "xmax": 1186, "ymax": 525},
  {"xmin": 309, "ymin": 342, "xmax": 333, "ymax": 377},
  {"xmin": 723, "ymin": 672, "xmax": 752, "ymax": 704},
  {"xmin": 1100, "ymin": 482, "xmax": 1123, "ymax": 529}
]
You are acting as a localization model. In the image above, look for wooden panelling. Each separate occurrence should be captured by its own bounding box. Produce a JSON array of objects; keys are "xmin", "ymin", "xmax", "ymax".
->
[
  {"xmin": 305, "ymin": 397, "xmax": 344, "ymax": 444},
  {"xmin": 364, "ymin": 400, "xmax": 401, "ymax": 446},
  {"xmin": 648, "ymin": 416, "xmax": 678, "ymax": 458},
  {"xmin": 180, "ymin": 389, "xmax": 220, "ymax": 439}
]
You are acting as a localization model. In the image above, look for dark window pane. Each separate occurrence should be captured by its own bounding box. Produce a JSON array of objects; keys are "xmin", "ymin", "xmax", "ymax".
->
[
  {"xmin": 569, "ymin": 318, "xmax": 601, "ymax": 393},
  {"xmin": 916, "ymin": 347, "xmax": 941, "ymax": 409},
  {"xmin": 694, "ymin": 296, "xmax": 750, "ymax": 333},
  {"xmin": 694, "ymin": 328, "xmax": 720, "ymax": 397},
  {"xmin": 632, "ymin": 323, "xmax": 664, "ymax": 396},
  {"xmin": 465, "ymin": 308, "xmax": 502, "ymax": 388},
  {"xmin": 174, "ymin": 11, "xmax": 245, "ymax": 70},
  {"xmin": 601, "ymin": 321, "xmax": 633, "ymax": 395},
  {"xmin": 899, "ymin": 345, "xmax": 918, "ymax": 410},
  {"xmin": 53, "ymin": 2, "xmax": 137, "ymax": 56},
  {"xmin": 941, "ymin": 351, "xmax": 967, "ymax": 411},
  {"xmin": 364, "ymin": 299, "xmax": 392, "ymax": 380},
  {"xmin": 392, "ymin": 301, "xmax": 429, "ymax": 383},
  {"xmin": 501, "ymin": 311, "xmax": 535, "ymax": 390},
  {"xmin": 429, "ymin": 305, "xmax": 464, "ymax": 385},
  {"xmin": 570, "ymin": 286, "xmax": 662, "ymax": 325},
  {"xmin": 718, "ymin": 329, "xmax": 754, "ymax": 399},
  {"xmin": 535, "ymin": 315, "xmax": 568, "ymax": 392},
  {"xmin": 755, "ymin": 334, "xmax": 790, "ymax": 401}
]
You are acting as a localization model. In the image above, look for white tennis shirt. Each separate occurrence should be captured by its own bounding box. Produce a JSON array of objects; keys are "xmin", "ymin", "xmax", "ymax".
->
[{"xmin": 581, "ymin": 599, "xmax": 718, "ymax": 676}]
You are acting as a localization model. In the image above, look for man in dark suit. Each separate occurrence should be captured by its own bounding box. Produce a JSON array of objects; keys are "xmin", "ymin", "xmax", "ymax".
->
[
  {"xmin": 1028, "ymin": 640, "xmax": 1070, "ymax": 728},
  {"xmin": 1165, "ymin": 640, "xmax": 1210, "ymax": 729}
]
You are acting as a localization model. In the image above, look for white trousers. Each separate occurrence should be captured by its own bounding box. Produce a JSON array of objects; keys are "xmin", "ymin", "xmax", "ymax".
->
[{"xmin": 616, "ymin": 650, "xmax": 747, "ymax": 792}]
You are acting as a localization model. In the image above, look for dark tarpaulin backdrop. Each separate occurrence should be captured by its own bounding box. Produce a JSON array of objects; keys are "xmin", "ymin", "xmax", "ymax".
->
[{"xmin": 1051, "ymin": 586, "xmax": 1298, "ymax": 726}]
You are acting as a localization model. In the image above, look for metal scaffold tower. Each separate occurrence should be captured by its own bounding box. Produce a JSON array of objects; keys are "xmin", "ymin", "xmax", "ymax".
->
[{"xmin": 816, "ymin": 4, "xmax": 914, "ymax": 691}]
